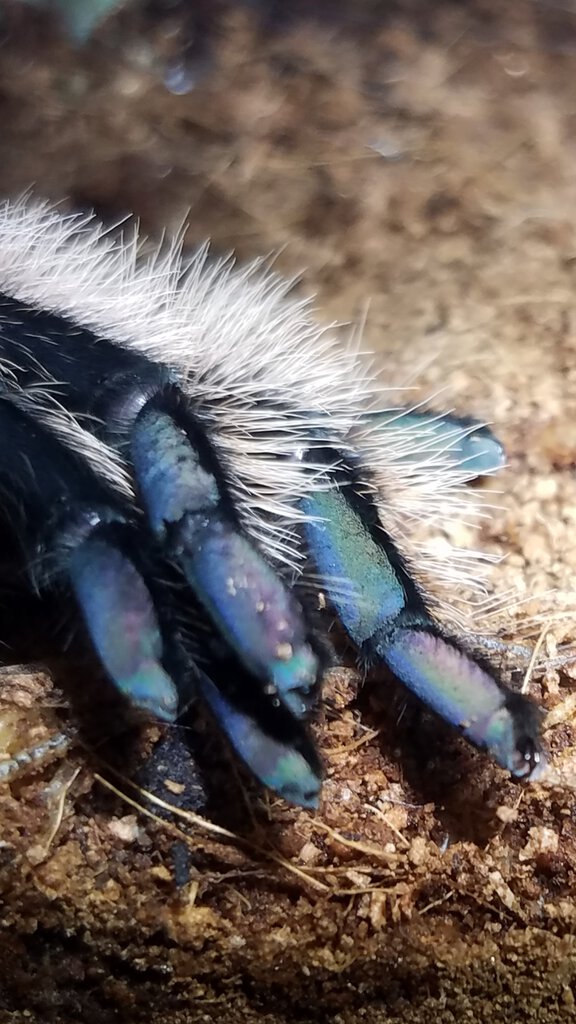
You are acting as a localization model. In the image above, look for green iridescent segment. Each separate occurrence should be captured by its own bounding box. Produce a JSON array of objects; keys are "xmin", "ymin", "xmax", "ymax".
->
[
  {"xmin": 301, "ymin": 487, "xmax": 405, "ymax": 645},
  {"xmin": 367, "ymin": 410, "xmax": 505, "ymax": 476},
  {"xmin": 21, "ymin": 0, "xmax": 127, "ymax": 42},
  {"xmin": 69, "ymin": 535, "xmax": 179, "ymax": 721},
  {"xmin": 196, "ymin": 672, "xmax": 321, "ymax": 808},
  {"xmin": 378, "ymin": 629, "xmax": 543, "ymax": 778},
  {"xmin": 132, "ymin": 406, "xmax": 319, "ymax": 718}
]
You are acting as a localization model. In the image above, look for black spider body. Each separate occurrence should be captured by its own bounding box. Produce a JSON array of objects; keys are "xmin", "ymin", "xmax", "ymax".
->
[{"xmin": 0, "ymin": 200, "xmax": 545, "ymax": 806}]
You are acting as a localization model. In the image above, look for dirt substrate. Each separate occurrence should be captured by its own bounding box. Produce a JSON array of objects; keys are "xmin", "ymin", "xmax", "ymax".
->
[{"xmin": 2, "ymin": 2, "xmax": 576, "ymax": 1022}]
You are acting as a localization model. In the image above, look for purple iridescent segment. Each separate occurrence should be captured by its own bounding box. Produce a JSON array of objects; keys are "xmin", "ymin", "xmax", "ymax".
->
[
  {"xmin": 378, "ymin": 629, "xmax": 544, "ymax": 779},
  {"xmin": 196, "ymin": 671, "xmax": 321, "ymax": 808},
  {"xmin": 131, "ymin": 405, "xmax": 319, "ymax": 718},
  {"xmin": 69, "ymin": 535, "xmax": 179, "ymax": 721},
  {"xmin": 179, "ymin": 518, "xmax": 318, "ymax": 718}
]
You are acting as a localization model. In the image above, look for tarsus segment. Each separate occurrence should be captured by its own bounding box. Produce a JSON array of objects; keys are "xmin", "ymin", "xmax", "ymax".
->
[
  {"xmin": 69, "ymin": 535, "xmax": 179, "ymax": 720},
  {"xmin": 378, "ymin": 628, "xmax": 543, "ymax": 778},
  {"xmin": 196, "ymin": 670, "xmax": 321, "ymax": 808},
  {"xmin": 365, "ymin": 409, "xmax": 505, "ymax": 476}
]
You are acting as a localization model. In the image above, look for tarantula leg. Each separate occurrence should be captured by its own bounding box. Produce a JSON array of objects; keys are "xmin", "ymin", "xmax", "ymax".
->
[
  {"xmin": 196, "ymin": 670, "xmax": 322, "ymax": 807},
  {"xmin": 130, "ymin": 399, "xmax": 320, "ymax": 719},
  {"xmin": 363, "ymin": 409, "xmax": 505, "ymax": 476},
  {"xmin": 0, "ymin": 397, "xmax": 179, "ymax": 721},
  {"xmin": 127, "ymin": 396, "xmax": 323, "ymax": 802},
  {"xmin": 68, "ymin": 534, "xmax": 180, "ymax": 720},
  {"xmin": 375, "ymin": 629, "xmax": 544, "ymax": 778},
  {"xmin": 301, "ymin": 453, "xmax": 545, "ymax": 780}
]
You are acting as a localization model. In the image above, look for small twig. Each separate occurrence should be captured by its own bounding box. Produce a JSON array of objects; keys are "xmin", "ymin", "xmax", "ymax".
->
[{"xmin": 93, "ymin": 770, "xmax": 330, "ymax": 893}]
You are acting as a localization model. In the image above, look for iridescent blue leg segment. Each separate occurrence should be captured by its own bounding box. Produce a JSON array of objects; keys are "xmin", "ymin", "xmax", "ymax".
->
[
  {"xmin": 365, "ymin": 409, "xmax": 506, "ymax": 476},
  {"xmin": 378, "ymin": 630, "xmax": 543, "ymax": 777},
  {"xmin": 196, "ymin": 670, "xmax": 321, "ymax": 808},
  {"xmin": 301, "ymin": 451, "xmax": 544, "ymax": 780}
]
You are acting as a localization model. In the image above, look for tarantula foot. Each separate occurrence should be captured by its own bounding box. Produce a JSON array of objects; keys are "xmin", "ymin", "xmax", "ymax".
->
[
  {"xmin": 197, "ymin": 670, "xmax": 322, "ymax": 808},
  {"xmin": 69, "ymin": 531, "xmax": 180, "ymax": 721},
  {"xmin": 366, "ymin": 409, "xmax": 506, "ymax": 476},
  {"xmin": 376, "ymin": 626, "xmax": 545, "ymax": 780}
]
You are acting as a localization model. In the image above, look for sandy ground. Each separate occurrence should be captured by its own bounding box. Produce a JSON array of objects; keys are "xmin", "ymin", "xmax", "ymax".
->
[{"xmin": 2, "ymin": 2, "xmax": 576, "ymax": 1021}]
